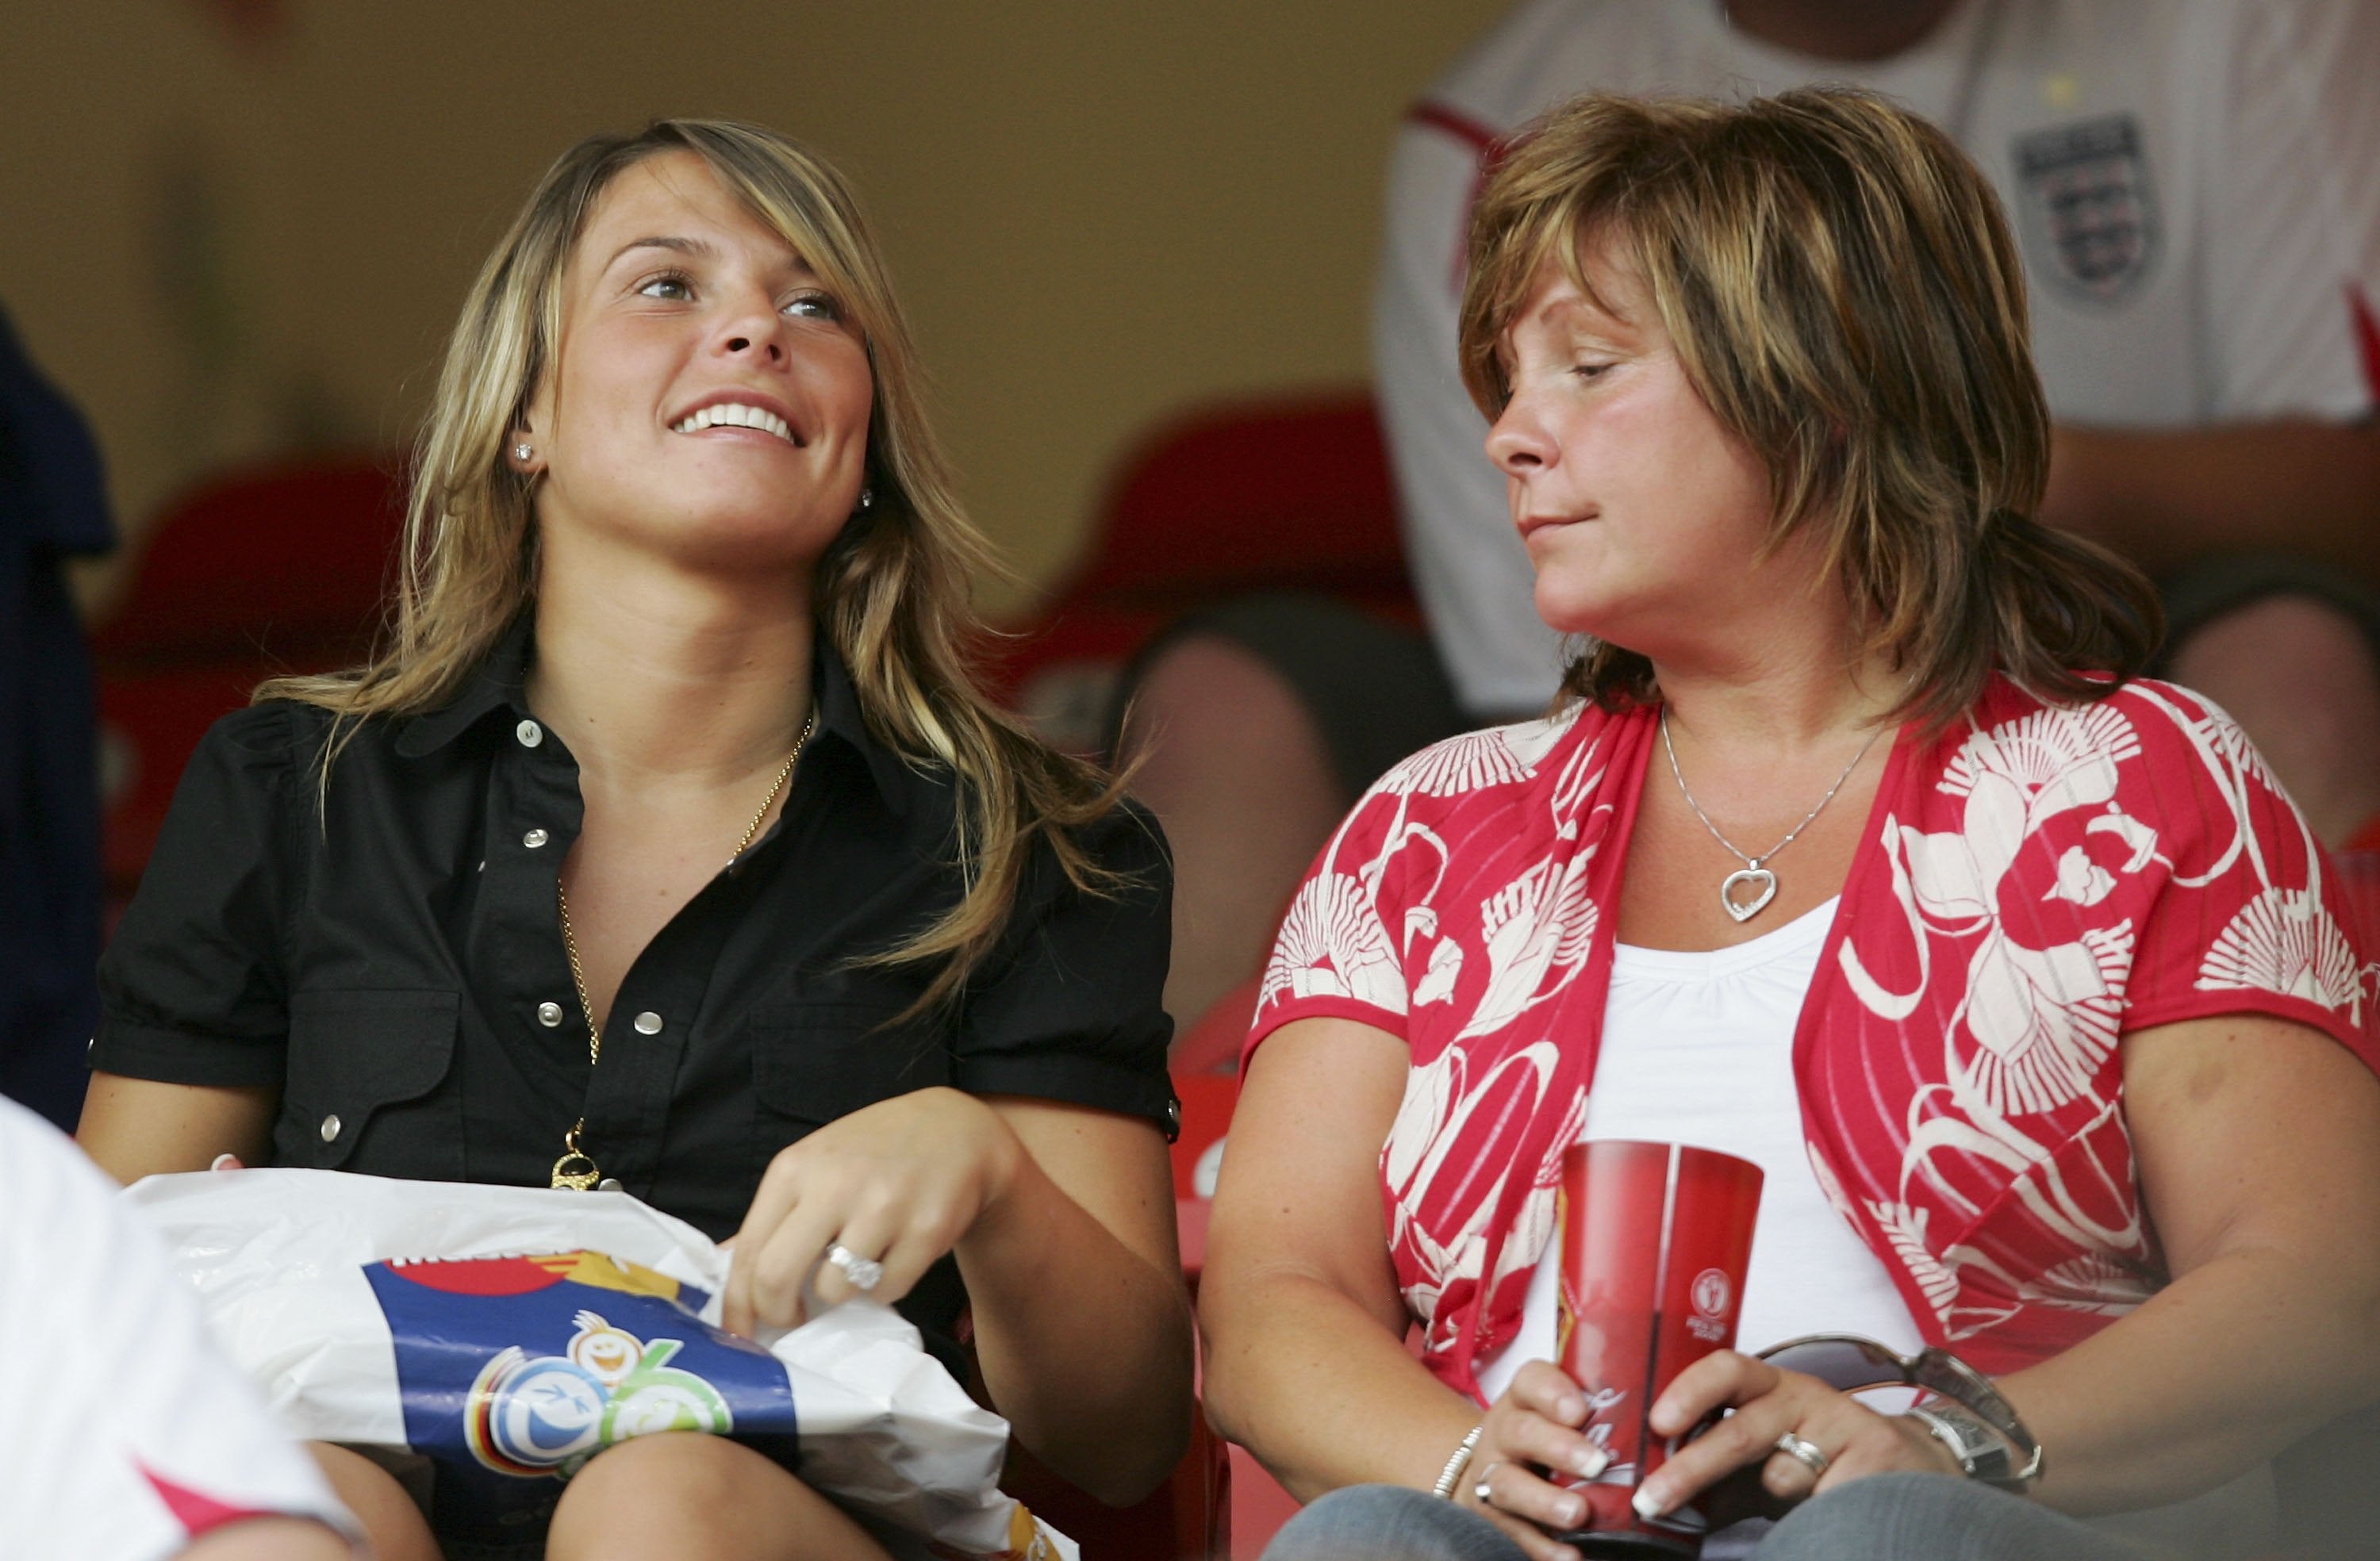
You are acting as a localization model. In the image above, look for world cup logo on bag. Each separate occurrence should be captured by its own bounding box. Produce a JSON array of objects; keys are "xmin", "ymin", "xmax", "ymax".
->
[
  {"xmin": 466, "ymin": 1310, "xmax": 733, "ymax": 1476},
  {"xmin": 1687, "ymin": 1268, "xmax": 1733, "ymax": 1343}
]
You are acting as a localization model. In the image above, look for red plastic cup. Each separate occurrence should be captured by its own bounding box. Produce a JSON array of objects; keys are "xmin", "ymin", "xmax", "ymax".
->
[{"xmin": 1549, "ymin": 1140, "xmax": 1763, "ymax": 1558}]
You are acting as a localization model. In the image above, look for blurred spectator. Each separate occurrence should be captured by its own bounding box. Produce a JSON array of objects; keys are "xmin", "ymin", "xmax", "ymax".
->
[
  {"xmin": 1124, "ymin": 0, "xmax": 2380, "ymax": 1032},
  {"xmin": 0, "ymin": 1094, "xmax": 357, "ymax": 1559},
  {"xmin": 0, "ymin": 303, "xmax": 113, "ymax": 1127}
]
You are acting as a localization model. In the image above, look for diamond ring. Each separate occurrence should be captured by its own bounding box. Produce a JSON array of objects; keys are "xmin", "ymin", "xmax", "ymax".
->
[{"xmin": 824, "ymin": 1242, "xmax": 884, "ymax": 1292}]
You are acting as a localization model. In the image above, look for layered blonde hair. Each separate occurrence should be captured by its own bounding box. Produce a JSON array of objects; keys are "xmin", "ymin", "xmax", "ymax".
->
[
  {"xmin": 1458, "ymin": 88, "xmax": 2161, "ymax": 727},
  {"xmin": 262, "ymin": 119, "xmax": 1128, "ymax": 1011}
]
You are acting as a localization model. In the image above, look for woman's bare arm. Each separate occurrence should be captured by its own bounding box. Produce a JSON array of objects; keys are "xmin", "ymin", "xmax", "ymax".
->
[
  {"xmin": 1200, "ymin": 1015, "xmax": 1482, "ymax": 1499},
  {"xmin": 2044, "ymin": 421, "xmax": 2380, "ymax": 578},
  {"xmin": 75, "ymin": 1072, "xmax": 274, "ymax": 1184},
  {"xmin": 1997, "ymin": 1011, "xmax": 2380, "ymax": 1514},
  {"xmin": 957, "ymin": 1096, "xmax": 1196, "ymax": 1507}
]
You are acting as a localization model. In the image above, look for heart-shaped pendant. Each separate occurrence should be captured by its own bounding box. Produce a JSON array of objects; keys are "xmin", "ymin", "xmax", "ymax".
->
[{"xmin": 1720, "ymin": 867, "xmax": 1778, "ymax": 923}]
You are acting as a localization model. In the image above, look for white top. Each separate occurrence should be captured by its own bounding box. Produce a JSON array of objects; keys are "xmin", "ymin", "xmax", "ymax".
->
[
  {"xmin": 1473, "ymin": 897, "xmax": 1922, "ymax": 1405},
  {"xmin": 0, "ymin": 1096, "xmax": 358, "ymax": 1560},
  {"xmin": 1376, "ymin": 0, "xmax": 2380, "ymax": 714}
]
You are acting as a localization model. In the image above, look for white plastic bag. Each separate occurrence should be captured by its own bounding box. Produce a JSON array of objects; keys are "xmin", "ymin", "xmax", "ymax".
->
[{"xmin": 125, "ymin": 1168, "xmax": 1074, "ymax": 1560}]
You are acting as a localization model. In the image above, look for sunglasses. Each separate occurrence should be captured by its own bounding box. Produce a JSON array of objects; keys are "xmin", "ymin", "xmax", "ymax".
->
[{"xmin": 1755, "ymin": 1333, "xmax": 2043, "ymax": 1480}]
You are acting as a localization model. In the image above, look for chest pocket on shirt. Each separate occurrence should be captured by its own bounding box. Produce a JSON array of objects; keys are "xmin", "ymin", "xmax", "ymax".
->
[
  {"xmin": 748, "ymin": 1001, "xmax": 951, "ymax": 1156},
  {"xmin": 278, "ymin": 988, "xmax": 463, "ymax": 1178}
]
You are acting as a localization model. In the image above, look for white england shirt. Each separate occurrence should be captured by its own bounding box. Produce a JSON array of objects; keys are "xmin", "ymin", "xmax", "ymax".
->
[{"xmin": 1376, "ymin": 0, "xmax": 2380, "ymax": 715}]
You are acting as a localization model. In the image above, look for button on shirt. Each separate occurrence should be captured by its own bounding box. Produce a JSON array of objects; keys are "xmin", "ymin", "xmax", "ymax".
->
[{"xmin": 93, "ymin": 619, "xmax": 1176, "ymax": 1354}]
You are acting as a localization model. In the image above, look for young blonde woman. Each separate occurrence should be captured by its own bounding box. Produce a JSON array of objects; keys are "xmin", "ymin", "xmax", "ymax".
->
[
  {"xmin": 1200, "ymin": 90, "xmax": 2380, "ymax": 1561},
  {"xmin": 79, "ymin": 120, "xmax": 1192, "ymax": 1561}
]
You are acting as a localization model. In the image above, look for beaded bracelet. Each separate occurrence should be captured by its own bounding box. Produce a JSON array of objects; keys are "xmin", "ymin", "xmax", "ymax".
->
[{"xmin": 1431, "ymin": 1425, "xmax": 1485, "ymax": 1501}]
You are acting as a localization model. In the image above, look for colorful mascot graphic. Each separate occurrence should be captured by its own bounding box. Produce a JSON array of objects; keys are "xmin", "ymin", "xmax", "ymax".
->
[{"xmin": 465, "ymin": 1308, "xmax": 735, "ymax": 1477}]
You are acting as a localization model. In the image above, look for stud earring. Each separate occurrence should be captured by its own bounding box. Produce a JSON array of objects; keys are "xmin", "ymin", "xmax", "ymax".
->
[
  {"xmin": 514, "ymin": 443, "xmax": 534, "ymax": 462},
  {"xmin": 856, "ymin": 485, "xmax": 875, "ymax": 512}
]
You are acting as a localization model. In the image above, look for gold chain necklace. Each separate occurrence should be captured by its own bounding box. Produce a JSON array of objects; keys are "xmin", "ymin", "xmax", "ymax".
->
[{"xmin": 547, "ymin": 709, "xmax": 816, "ymax": 1190}]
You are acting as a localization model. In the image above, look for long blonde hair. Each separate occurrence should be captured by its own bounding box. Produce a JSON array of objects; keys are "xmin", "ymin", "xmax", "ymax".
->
[
  {"xmin": 1458, "ymin": 89, "xmax": 2162, "ymax": 727},
  {"xmin": 262, "ymin": 119, "xmax": 1130, "ymax": 1011}
]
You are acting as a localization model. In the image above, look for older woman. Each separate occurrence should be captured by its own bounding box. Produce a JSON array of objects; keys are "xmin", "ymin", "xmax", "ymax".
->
[
  {"xmin": 1200, "ymin": 90, "xmax": 2380, "ymax": 1561},
  {"xmin": 77, "ymin": 120, "xmax": 1192, "ymax": 1561}
]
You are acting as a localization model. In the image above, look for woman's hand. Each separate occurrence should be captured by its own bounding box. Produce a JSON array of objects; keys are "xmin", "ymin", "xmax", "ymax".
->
[
  {"xmin": 1630, "ymin": 1351, "xmax": 1958, "ymax": 1522},
  {"xmin": 721, "ymin": 1087, "xmax": 1023, "ymax": 1336},
  {"xmin": 1457, "ymin": 1361, "xmax": 1617, "ymax": 1561}
]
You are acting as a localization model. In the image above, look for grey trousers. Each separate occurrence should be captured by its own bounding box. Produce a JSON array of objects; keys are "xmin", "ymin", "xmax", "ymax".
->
[{"xmin": 1260, "ymin": 1475, "xmax": 2155, "ymax": 1561}]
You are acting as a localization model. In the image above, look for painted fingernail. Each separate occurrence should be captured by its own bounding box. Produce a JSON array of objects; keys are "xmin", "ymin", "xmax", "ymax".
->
[
  {"xmin": 1575, "ymin": 1445, "xmax": 1610, "ymax": 1479},
  {"xmin": 1557, "ymin": 1496, "xmax": 1585, "ymax": 1526},
  {"xmin": 1633, "ymin": 1485, "xmax": 1668, "ymax": 1521},
  {"xmin": 1557, "ymin": 1394, "xmax": 1587, "ymax": 1422}
]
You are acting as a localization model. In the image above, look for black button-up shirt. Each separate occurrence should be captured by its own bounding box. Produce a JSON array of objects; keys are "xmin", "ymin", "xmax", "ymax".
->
[{"xmin": 94, "ymin": 621, "xmax": 1174, "ymax": 1352}]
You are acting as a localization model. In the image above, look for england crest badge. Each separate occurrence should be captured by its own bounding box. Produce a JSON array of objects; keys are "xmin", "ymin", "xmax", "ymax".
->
[{"xmin": 2013, "ymin": 114, "xmax": 2160, "ymax": 307}]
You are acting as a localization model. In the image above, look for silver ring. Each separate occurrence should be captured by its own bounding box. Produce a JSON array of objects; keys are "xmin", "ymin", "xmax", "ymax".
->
[
  {"xmin": 824, "ymin": 1242, "xmax": 883, "ymax": 1291},
  {"xmin": 1773, "ymin": 1430, "xmax": 1831, "ymax": 1478},
  {"xmin": 1471, "ymin": 1459, "xmax": 1505, "ymax": 1507}
]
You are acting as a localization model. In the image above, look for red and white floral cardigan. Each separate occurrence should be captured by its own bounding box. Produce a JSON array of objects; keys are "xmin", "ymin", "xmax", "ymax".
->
[{"xmin": 1245, "ymin": 677, "xmax": 2379, "ymax": 1399}]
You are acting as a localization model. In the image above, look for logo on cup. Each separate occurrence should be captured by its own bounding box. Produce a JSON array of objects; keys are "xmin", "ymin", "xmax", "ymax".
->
[{"xmin": 1687, "ymin": 1268, "xmax": 1733, "ymax": 1342}]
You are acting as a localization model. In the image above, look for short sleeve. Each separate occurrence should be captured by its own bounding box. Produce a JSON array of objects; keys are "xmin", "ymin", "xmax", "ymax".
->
[
  {"xmin": 91, "ymin": 703, "xmax": 308, "ymax": 1088},
  {"xmin": 952, "ymin": 801, "xmax": 1176, "ymax": 1126},
  {"xmin": 2119, "ymin": 686, "xmax": 2379, "ymax": 1071},
  {"xmin": 1244, "ymin": 771, "xmax": 1420, "ymax": 1064},
  {"xmin": 0, "ymin": 1097, "xmax": 359, "ymax": 1559}
]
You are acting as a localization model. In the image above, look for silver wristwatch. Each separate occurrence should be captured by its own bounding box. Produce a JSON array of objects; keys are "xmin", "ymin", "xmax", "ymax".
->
[{"xmin": 1905, "ymin": 1398, "xmax": 2046, "ymax": 1491}]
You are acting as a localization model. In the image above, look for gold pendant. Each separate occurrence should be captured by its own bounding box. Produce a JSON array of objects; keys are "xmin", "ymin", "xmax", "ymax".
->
[
  {"xmin": 551, "ymin": 1149, "xmax": 601, "ymax": 1191},
  {"xmin": 551, "ymin": 1121, "xmax": 600, "ymax": 1190}
]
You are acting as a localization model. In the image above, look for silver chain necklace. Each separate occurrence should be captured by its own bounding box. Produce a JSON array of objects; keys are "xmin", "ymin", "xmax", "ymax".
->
[{"xmin": 1660, "ymin": 708, "xmax": 1883, "ymax": 923}]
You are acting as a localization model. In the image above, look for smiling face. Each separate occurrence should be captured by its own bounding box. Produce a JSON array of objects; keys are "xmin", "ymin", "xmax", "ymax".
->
[
  {"xmin": 1486, "ymin": 248, "xmax": 1793, "ymax": 662},
  {"xmin": 518, "ymin": 150, "xmax": 873, "ymax": 574}
]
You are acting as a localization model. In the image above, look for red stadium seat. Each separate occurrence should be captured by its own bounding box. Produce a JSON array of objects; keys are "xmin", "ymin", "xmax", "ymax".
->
[
  {"xmin": 93, "ymin": 458, "xmax": 406, "ymax": 911},
  {"xmin": 983, "ymin": 394, "xmax": 1416, "ymax": 757},
  {"xmin": 1002, "ymin": 1410, "xmax": 1232, "ymax": 1561}
]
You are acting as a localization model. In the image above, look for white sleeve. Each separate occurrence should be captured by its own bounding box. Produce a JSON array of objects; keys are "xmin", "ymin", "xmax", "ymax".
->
[
  {"xmin": 1372, "ymin": 112, "xmax": 1571, "ymax": 718},
  {"xmin": 2201, "ymin": 0, "xmax": 2380, "ymax": 420},
  {"xmin": 0, "ymin": 1099, "xmax": 359, "ymax": 1561}
]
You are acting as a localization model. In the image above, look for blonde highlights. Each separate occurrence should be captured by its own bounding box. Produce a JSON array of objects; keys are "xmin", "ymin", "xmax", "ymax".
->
[
  {"xmin": 1458, "ymin": 88, "xmax": 2161, "ymax": 724},
  {"xmin": 262, "ymin": 120, "xmax": 1133, "ymax": 1011}
]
